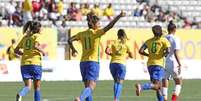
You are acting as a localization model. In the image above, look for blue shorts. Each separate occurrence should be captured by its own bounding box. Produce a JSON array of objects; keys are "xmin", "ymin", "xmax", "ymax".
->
[
  {"xmin": 80, "ymin": 61, "xmax": 100, "ymax": 81},
  {"xmin": 110, "ymin": 63, "xmax": 126, "ymax": 80},
  {"xmin": 21, "ymin": 65, "xmax": 42, "ymax": 80},
  {"xmin": 148, "ymin": 65, "xmax": 164, "ymax": 81}
]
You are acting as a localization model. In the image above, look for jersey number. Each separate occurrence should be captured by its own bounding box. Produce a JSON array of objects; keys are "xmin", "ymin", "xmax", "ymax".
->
[
  {"xmin": 84, "ymin": 37, "xmax": 91, "ymax": 50},
  {"xmin": 25, "ymin": 39, "xmax": 32, "ymax": 50},
  {"xmin": 151, "ymin": 42, "xmax": 157, "ymax": 53}
]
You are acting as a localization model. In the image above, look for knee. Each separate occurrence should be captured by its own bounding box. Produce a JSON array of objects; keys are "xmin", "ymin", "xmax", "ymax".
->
[{"xmin": 89, "ymin": 81, "xmax": 96, "ymax": 90}]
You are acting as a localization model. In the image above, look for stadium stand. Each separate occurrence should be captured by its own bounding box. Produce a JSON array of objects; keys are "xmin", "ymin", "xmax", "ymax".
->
[{"xmin": 1, "ymin": 0, "xmax": 201, "ymax": 44}]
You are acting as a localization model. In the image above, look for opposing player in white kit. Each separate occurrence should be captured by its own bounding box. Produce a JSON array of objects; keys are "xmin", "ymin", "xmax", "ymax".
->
[{"xmin": 162, "ymin": 21, "xmax": 182, "ymax": 101}]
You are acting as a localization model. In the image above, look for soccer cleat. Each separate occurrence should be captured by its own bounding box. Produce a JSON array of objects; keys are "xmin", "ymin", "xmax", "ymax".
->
[
  {"xmin": 16, "ymin": 94, "xmax": 22, "ymax": 101},
  {"xmin": 135, "ymin": 83, "xmax": 141, "ymax": 96},
  {"xmin": 74, "ymin": 97, "xmax": 80, "ymax": 101},
  {"xmin": 172, "ymin": 94, "xmax": 177, "ymax": 101}
]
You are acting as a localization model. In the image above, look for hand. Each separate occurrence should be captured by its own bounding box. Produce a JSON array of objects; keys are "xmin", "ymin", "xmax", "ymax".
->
[
  {"xmin": 119, "ymin": 10, "xmax": 126, "ymax": 17},
  {"xmin": 72, "ymin": 49, "xmax": 78, "ymax": 57}
]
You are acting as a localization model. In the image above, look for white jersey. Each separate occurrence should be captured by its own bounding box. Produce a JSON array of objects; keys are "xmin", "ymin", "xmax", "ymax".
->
[
  {"xmin": 164, "ymin": 34, "xmax": 181, "ymax": 79},
  {"xmin": 165, "ymin": 34, "xmax": 181, "ymax": 61}
]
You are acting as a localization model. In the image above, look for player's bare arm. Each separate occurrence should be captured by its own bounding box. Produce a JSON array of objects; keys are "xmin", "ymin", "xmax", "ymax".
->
[
  {"xmin": 14, "ymin": 46, "xmax": 23, "ymax": 56},
  {"xmin": 68, "ymin": 35, "xmax": 79, "ymax": 57},
  {"xmin": 103, "ymin": 11, "xmax": 126, "ymax": 33},
  {"xmin": 105, "ymin": 46, "xmax": 112, "ymax": 56},
  {"xmin": 139, "ymin": 44, "xmax": 149, "ymax": 57},
  {"xmin": 127, "ymin": 51, "xmax": 133, "ymax": 58}
]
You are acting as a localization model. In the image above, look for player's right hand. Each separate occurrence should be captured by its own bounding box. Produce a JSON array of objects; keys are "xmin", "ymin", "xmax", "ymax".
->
[{"xmin": 177, "ymin": 65, "xmax": 181, "ymax": 75}]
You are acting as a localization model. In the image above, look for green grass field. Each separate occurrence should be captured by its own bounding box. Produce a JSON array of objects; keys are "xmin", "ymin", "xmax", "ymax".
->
[{"xmin": 0, "ymin": 80, "xmax": 201, "ymax": 101}]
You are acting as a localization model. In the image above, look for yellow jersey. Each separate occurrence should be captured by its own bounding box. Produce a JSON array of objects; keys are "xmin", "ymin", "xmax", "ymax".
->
[
  {"xmin": 57, "ymin": 1, "xmax": 64, "ymax": 15},
  {"xmin": 109, "ymin": 40, "xmax": 130, "ymax": 64},
  {"xmin": 16, "ymin": 33, "xmax": 42, "ymax": 66},
  {"xmin": 103, "ymin": 7, "xmax": 114, "ymax": 16},
  {"xmin": 74, "ymin": 29, "xmax": 105, "ymax": 62},
  {"xmin": 7, "ymin": 44, "xmax": 18, "ymax": 60},
  {"xmin": 144, "ymin": 37, "xmax": 170, "ymax": 67},
  {"xmin": 23, "ymin": 0, "xmax": 32, "ymax": 12},
  {"xmin": 92, "ymin": 7, "xmax": 103, "ymax": 16}
]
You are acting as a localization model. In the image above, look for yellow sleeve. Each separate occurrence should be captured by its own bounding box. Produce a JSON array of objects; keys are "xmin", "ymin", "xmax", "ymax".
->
[
  {"xmin": 126, "ymin": 44, "xmax": 131, "ymax": 53},
  {"xmin": 163, "ymin": 38, "xmax": 171, "ymax": 48},
  {"xmin": 94, "ymin": 29, "xmax": 105, "ymax": 38},
  {"xmin": 35, "ymin": 34, "xmax": 42, "ymax": 44},
  {"xmin": 73, "ymin": 32, "xmax": 82, "ymax": 40}
]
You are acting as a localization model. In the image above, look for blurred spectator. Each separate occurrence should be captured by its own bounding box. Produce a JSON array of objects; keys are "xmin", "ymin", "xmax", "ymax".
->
[
  {"xmin": 67, "ymin": 2, "xmax": 78, "ymax": 21},
  {"xmin": 92, "ymin": 4, "xmax": 102, "ymax": 16},
  {"xmin": 5, "ymin": 0, "xmax": 16, "ymax": 26},
  {"xmin": 80, "ymin": 3, "xmax": 90, "ymax": 16},
  {"xmin": 103, "ymin": 3, "xmax": 114, "ymax": 20},
  {"xmin": 150, "ymin": 4, "xmax": 161, "ymax": 14},
  {"xmin": 32, "ymin": 0, "xmax": 41, "ymax": 13},
  {"xmin": 0, "ymin": 3, "xmax": 5, "ymax": 19},
  {"xmin": 157, "ymin": 10, "xmax": 165, "ymax": 22},
  {"xmin": 32, "ymin": 0, "xmax": 41, "ymax": 20},
  {"xmin": 133, "ymin": 8, "xmax": 142, "ymax": 17},
  {"xmin": 183, "ymin": 18, "xmax": 192, "ymax": 28},
  {"xmin": 57, "ymin": 0, "xmax": 64, "ymax": 17},
  {"xmin": 75, "ymin": 10, "xmax": 82, "ymax": 21},
  {"xmin": 22, "ymin": 0, "xmax": 33, "ymax": 24},
  {"xmin": 48, "ymin": 0, "xmax": 59, "ymax": 22},
  {"xmin": 144, "ymin": 7, "xmax": 156, "ymax": 22},
  {"xmin": 133, "ymin": 3, "xmax": 146, "ymax": 17},
  {"xmin": 39, "ymin": 3, "xmax": 48, "ymax": 20},
  {"xmin": 12, "ymin": 2, "xmax": 23, "ymax": 26}
]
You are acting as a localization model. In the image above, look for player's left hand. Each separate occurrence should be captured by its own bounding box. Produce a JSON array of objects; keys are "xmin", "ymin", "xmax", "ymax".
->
[
  {"xmin": 72, "ymin": 49, "xmax": 78, "ymax": 57},
  {"xmin": 120, "ymin": 10, "xmax": 126, "ymax": 17}
]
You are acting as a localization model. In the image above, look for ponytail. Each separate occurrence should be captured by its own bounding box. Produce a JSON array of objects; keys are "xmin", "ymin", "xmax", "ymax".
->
[
  {"xmin": 167, "ymin": 21, "xmax": 176, "ymax": 33},
  {"xmin": 23, "ymin": 21, "xmax": 41, "ymax": 34},
  {"xmin": 23, "ymin": 21, "xmax": 33, "ymax": 34}
]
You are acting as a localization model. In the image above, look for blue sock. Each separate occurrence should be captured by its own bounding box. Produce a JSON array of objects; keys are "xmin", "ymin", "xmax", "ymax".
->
[
  {"xmin": 142, "ymin": 82, "xmax": 152, "ymax": 90},
  {"xmin": 86, "ymin": 95, "xmax": 93, "ymax": 101},
  {"xmin": 113, "ymin": 83, "xmax": 118, "ymax": 98},
  {"xmin": 156, "ymin": 90, "xmax": 164, "ymax": 101},
  {"xmin": 18, "ymin": 86, "xmax": 30, "ymax": 96},
  {"xmin": 34, "ymin": 89, "xmax": 41, "ymax": 101},
  {"xmin": 115, "ymin": 83, "xmax": 122, "ymax": 101},
  {"xmin": 80, "ymin": 87, "xmax": 92, "ymax": 101}
]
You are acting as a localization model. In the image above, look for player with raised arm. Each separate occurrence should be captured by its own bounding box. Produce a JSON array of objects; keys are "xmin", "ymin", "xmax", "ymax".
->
[
  {"xmin": 105, "ymin": 29, "xmax": 133, "ymax": 101},
  {"xmin": 68, "ymin": 11, "xmax": 126, "ymax": 101},
  {"xmin": 162, "ymin": 21, "xmax": 182, "ymax": 101},
  {"xmin": 15, "ymin": 21, "xmax": 45, "ymax": 101},
  {"xmin": 135, "ymin": 25, "xmax": 170, "ymax": 101}
]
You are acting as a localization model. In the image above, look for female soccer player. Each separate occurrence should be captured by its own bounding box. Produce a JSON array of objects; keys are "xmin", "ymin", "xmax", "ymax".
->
[
  {"xmin": 68, "ymin": 11, "xmax": 126, "ymax": 101},
  {"xmin": 135, "ymin": 25, "xmax": 170, "ymax": 101},
  {"xmin": 105, "ymin": 29, "xmax": 133, "ymax": 101},
  {"xmin": 15, "ymin": 21, "xmax": 45, "ymax": 101},
  {"xmin": 162, "ymin": 21, "xmax": 182, "ymax": 101}
]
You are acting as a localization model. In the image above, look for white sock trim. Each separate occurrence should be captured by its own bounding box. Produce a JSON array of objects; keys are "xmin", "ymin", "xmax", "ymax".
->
[
  {"xmin": 162, "ymin": 87, "xmax": 168, "ymax": 100},
  {"xmin": 174, "ymin": 85, "xmax": 182, "ymax": 96}
]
